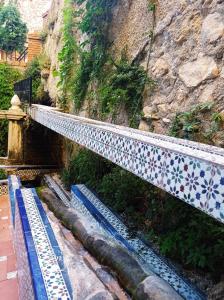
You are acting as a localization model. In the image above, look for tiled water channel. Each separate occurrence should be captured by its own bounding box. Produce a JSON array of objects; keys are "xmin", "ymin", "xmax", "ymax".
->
[
  {"xmin": 8, "ymin": 175, "xmax": 72, "ymax": 300},
  {"xmin": 45, "ymin": 175, "xmax": 205, "ymax": 300}
]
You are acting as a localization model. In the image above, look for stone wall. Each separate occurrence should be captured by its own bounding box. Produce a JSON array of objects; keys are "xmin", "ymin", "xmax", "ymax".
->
[
  {"xmin": 43, "ymin": 0, "xmax": 224, "ymax": 134},
  {"xmin": 42, "ymin": 0, "xmax": 64, "ymax": 103}
]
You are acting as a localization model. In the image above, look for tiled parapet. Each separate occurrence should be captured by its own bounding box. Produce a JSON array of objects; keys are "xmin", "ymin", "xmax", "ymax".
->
[
  {"xmin": 0, "ymin": 180, "xmax": 8, "ymax": 196},
  {"xmin": 9, "ymin": 176, "xmax": 72, "ymax": 300},
  {"xmin": 71, "ymin": 184, "xmax": 205, "ymax": 300},
  {"xmin": 8, "ymin": 176, "xmax": 22, "ymax": 225},
  {"xmin": 30, "ymin": 105, "xmax": 224, "ymax": 223}
]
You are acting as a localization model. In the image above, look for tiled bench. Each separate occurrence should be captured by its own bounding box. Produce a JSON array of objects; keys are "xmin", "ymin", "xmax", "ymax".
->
[
  {"xmin": 71, "ymin": 184, "xmax": 205, "ymax": 300},
  {"xmin": 9, "ymin": 176, "xmax": 72, "ymax": 300}
]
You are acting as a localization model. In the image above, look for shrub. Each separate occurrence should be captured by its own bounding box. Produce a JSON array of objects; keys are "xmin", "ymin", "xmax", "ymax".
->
[
  {"xmin": 62, "ymin": 148, "xmax": 113, "ymax": 189},
  {"xmin": 24, "ymin": 55, "xmax": 51, "ymax": 104},
  {"xmin": 0, "ymin": 63, "xmax": 21, "ymax": 156},
  {"xmin": 62, "ymin": 149, "xmax": 224, "ymax": 279},
  {"xmin": 169, "ymin": 102, "xmax": 223, "ymax": 144},
  {"xmin": 0, "ymin": 169, "xmax": 6, "ymax": 180},
  {"xmin": 24, "ymin": 57, "xmax": 42, "ymax": 100}
]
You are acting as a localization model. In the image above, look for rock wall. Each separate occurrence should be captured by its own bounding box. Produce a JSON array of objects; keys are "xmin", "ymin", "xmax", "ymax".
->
[
  {"xmin": 43, "ymin": 0, "xmax": 224, "ymax": 134},
  {"xmin": 42, "ymin": 0, "xmax": 64, "ymax": 103},
  {"xmin": 109, "ymin": 0, "xmax": 224, "ymax": 134},
  {"xmin": 144, "ymin": 0, "xmax": 224, "ymax": 134}
]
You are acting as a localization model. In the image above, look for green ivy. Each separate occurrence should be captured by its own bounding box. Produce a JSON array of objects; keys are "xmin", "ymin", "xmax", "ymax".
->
[
  {"xmin": 169, "ymin": 102, "xmax": 222, "ymax": 144},
  {"xmin": 24, "ymin": 55, "xmax": 51, "ymax": 104},
  {"xmin": 0, "ymin": 169, "xmax": 6, "ymax": 180},
  {"xmin": 0, "ymin": 63, "xmax": 21, "ymax": 156},
  {"xmin": 24, "ymin": 57, "xmax": 41, "ymax": 100},
  {"xmin": 99, "ymin": 52, "xmax": 152, "ymax": 127},
  {"xmin": 57, "ymin": 0, "xmax": 79, "ymax": 109},
  {"xmin": 58, "ymin": 0, "xmax": 152, "ymax": 127}
]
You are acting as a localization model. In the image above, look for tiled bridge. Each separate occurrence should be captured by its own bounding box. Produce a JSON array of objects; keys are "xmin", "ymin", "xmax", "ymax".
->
[{"xmin": 30, "ymin": 104, "xmax": 224, "ymax": 224}]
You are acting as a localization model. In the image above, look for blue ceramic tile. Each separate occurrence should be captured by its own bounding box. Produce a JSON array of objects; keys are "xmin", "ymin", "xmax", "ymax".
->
[{"xmin": 72, "ymin": 184, "xmax": 205, "ymax": 300}]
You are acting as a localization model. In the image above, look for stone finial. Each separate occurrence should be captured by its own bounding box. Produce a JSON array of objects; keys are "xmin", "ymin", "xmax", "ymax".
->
[{"xmin": 10, "ymin": 94, "xmax": 23, "ymax": 112}]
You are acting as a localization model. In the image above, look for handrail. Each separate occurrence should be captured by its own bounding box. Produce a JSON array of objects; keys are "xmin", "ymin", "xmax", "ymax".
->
[
  {"xmin": 16, "ymin": 47, "xmax": 28, "ymax": 62},
  {"xmin": 29, "ymin": 105, "xmax": 224, "ymax": 224}
]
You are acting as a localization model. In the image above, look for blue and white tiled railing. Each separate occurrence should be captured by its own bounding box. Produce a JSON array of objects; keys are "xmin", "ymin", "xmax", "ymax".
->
[
  {"xmin": 30, "ymin": 105, "xmax": 224, "ymax": 223},
  {"xmin": 9, "ymin": 176, "xmax": 72, "ymax": 300},
  {"xmin": 70, "ymin": 184, "xmax": 205, "ymax": 300}
]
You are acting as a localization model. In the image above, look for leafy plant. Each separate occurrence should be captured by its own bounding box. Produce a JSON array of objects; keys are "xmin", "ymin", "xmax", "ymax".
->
[
  {"xmin": 62, "ymin": 148, "xmax": 113, "ymax": 189},
  {"xmin": 0, "ymin": 169, "xmax": 6, "ymax": 180},
  {"xmin": 169, "ymin": 102, "xmax": 221, "ymax": 143},
  {"xmin": 24, "ymin": 57, "xmax": 42, "ymax": 100},
  {"xmin": 24, "ymin": 55, "xmax": 50, "ymax": 104},
  {"xmin": 0, "ymin": 63, "xmax": 21, "ymax": 156},
  {"xmin": 0, "ymin": 5, "xmax": 27, "ymax": 53},
  {"xmin": 57, "ymin": 0, "xmax": 79, "ymax": 109},
  {"xmin": 58, "ymin": 0, "xmax": 152, "ymax": 127},
  {"xmin": 99, "ymin": 52, "xmax": 152, "ymax": 127}
]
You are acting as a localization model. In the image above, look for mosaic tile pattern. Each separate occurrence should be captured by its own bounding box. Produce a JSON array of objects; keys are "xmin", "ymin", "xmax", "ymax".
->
[
  {"xmin": 8, "ymin": 175, "xmax": 22, "ymax": 225},
  {"xmin": 7, "ymin": 169, "xmax": 57, "ymax": 181},
  {"xmin": 44, "ymin": 175, "xmax": 71, "ymax": 207},
  {"xmin": 30, "ymin": 106, "xmax": 224, "ymax": 223},
  {"xmin": 71, "ymin": 185, "xmax": 205, "ymax": 300},
  {"xmin": 14, "ymin": 199, "xmax": 35, "ymax": 300},
  {"xmin": 19, "ymin": 188, "xmax": 72, "ymax": 300},
  {"xmin": 0, "ymin": 181, "xmax": 8, "ymax": 196}
]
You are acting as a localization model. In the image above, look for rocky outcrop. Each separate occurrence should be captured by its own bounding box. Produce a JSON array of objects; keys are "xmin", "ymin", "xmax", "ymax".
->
[
  {"xmin": 42, "ymin": 0, "xmax": 224, "ymax": 134},
  {"xmin": 178, "ymin": 56, "xmax": 219, "ymax": 87},
  {"xmin": 143, "ymin": 0, "xmax": 224, "ymax": 133},
  {"xmin": 42, "ymin": 0, "xmax": 64, "ymax": 104},
  {"xmin": 135, "ymin": 276, "xmax": 183, "ymax": 300}
]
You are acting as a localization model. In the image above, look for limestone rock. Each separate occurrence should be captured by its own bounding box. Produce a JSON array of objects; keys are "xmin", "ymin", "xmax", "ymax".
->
[
  {"xmin": 220, "ymin": 68, "xmax": 224, "ymax": 79},
  {"xmin": 143, "ymin": 106, "xmax": 159, "ymax": 120},
  {"xmin": 212, "ymin": 132, "xmax": 224, "ymax": 148},
  {"xmin": 85, "ymin": 291, "xmax": 114, "ymax": 300},
  {"xmin": 139, "ymin": 120, "xmax": 150, "ymax": 132},
  {"xmin": 178, "ymin": 56, "xmax": 219, "ymax": 87},
  {"xmin": 135, "ymin": 276, "xmax": 183, "ymax": 300},
  {"xmin": 157, "ymin": 104, "xmax": 170, "ymax": 115},
  {"xmin": 208, "ymin": 280, "xmax": 224, "ymax": 300},
  {"xmin": 201, "ymin": 13, "xmax": 224, "ymax": 44},
  {"xmin": 220, "ymin": 110, "xmax": 224, "ymax": 122},
  {"xmin": 162, "ymin": 118, "xmax": 171, "ymax": 124},
  {"xmin": 152, "ymin": 58, "xmax": 169, "ymax": 77}
]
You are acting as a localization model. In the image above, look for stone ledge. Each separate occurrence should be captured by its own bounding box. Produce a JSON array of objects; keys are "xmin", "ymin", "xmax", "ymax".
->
[{"xmin": 0, "ymin": 110, "xmax": 26, "ymax": 121}]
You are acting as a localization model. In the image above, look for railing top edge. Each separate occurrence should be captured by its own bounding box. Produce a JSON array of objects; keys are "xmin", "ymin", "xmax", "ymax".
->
[
  {"xmin": 30, "ymin": 105, "xmax": 224, "ymax": 168},
  {"xmin": 0, "ymin": 180, "xmax": 8, "ymax": 185}
]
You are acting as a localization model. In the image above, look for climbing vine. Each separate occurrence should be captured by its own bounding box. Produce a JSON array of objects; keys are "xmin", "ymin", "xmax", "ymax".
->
[
  {"xmin": 57, "ymin": 0, "xmax": 79, "ymax": 109},
  {"xmin": 58, "ymin": 0, "xmax": 153, "ymax": 127}
]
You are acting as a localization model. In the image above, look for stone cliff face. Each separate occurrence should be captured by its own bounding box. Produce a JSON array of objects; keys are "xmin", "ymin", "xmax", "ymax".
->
[{"xmin": 43, "ymin": 0, "xmax": 224, "ymax": 134}]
